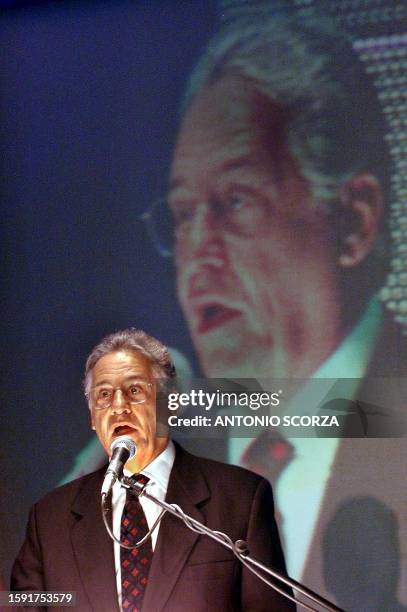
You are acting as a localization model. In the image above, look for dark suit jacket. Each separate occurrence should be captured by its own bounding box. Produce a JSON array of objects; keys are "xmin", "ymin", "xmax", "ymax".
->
[
  {"xmin": 301, "ymin": 316, "xmax": 407, "ymax": 609},
  {"xmin": 11, "ymin": 444, "xmax": 295, "ymax": 611}
]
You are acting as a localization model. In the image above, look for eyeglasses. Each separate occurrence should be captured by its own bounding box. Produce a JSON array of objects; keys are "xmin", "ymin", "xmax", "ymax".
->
[
  {"xmin": 140, "ymin": 197, "xmax": 174, "ymax": 258},
  {"xmin": 140, "ymin": 189, "xmax": 271, "ymax": 258},
  {"xmin": 89, "ymin": 379, "xmax": 154, "ymax": 410}
]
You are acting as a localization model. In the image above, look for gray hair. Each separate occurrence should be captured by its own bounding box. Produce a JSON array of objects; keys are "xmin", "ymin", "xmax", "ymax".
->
[
  {"xmin": 83, "ymin": 328, "xmax": 175, "ymax": 398},
  {"xmin": 182, "ymin": 13, "xmax": 390, "ymax": 216}
]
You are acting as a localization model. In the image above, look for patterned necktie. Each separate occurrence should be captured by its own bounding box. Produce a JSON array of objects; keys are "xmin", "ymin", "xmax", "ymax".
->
[
  {"xmin": 120, "ymin": 475, "xmax": 152, "ymax": 611},
  {"xmin": 240, "ymin": 431, "xmax": 294, "ymax": 535}
]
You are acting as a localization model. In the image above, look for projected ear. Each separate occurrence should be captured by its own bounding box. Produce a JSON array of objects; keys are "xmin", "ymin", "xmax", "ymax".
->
[{"xmin": 337, "ymin": 174, "xmax": 383, "ymax": 268}]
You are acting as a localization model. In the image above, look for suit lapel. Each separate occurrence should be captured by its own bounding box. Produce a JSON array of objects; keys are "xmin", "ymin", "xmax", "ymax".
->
[
  {"xmin": 70, "ymin": 468, "xmax": 119, "ymax": 611},
  {"xmin": 142, "ymin": 445, "xmax": 210, "ymax": 612}
]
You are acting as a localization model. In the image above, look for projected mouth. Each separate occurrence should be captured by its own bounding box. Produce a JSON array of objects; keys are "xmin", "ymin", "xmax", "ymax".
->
[{"xmin": 197, "ymin": 303, "xmax": 240, "ymax": 334}]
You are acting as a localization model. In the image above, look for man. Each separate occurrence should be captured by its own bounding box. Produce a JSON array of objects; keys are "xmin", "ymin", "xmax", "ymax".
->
[
  {"xmin": 170, "ymin": 14, "xmax": 388, "ymax": 381},
  {"xmin": 12, "ymin": 328, "xmax": 295, "ymax": 611},
  {"xmin": 163, "ymin": 11, "xmax": 406, "ymax": 610}
]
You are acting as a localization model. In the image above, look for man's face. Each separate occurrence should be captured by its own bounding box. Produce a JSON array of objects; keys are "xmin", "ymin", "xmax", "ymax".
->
[
  {"xmin": 171, "ymin": 78, "xmax": 343, "ymax": 378},
  {"xmin": 89, "ymin": 350, "xmax": 167, "ymax": 470}
]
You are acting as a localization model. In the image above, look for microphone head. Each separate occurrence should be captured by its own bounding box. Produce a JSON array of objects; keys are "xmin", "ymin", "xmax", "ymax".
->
[{"xmin": 110, "ymin": 435, "xmax": 137, "ymax": 460}]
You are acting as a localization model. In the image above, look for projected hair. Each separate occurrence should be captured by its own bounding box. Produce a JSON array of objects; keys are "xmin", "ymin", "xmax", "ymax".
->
[{"xmin": 182, "ymin": 14, "xmax": 390, "ymax": 213}]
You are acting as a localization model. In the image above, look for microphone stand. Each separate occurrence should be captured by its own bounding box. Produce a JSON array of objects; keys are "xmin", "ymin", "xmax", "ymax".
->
[{"xmin": 101, "ymin": 476, "xmax": 344, "ymax": 612}]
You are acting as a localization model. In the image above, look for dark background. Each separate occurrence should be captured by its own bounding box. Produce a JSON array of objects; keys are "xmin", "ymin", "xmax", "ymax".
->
[{"xmin": 1, "ymin": 0, "xmax": 216, "ymax": 577}]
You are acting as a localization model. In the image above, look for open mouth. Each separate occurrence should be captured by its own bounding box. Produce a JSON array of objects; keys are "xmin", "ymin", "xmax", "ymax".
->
[
  {"xmin": 111, "ymin": 424, "xmax": 137, "ymax": 438},
  {"xmin": 196, "ymin": 303, "xmax": 241, "ymax": 334}
]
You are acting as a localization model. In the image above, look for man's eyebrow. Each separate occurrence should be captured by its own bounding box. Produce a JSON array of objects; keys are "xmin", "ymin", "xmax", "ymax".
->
[
  {"xmin": 216, "ymin": 157, "xmax": 279, "ymax": 185},
  {"xmin": 92, "ymin": 376, "xmax": 149, "ymax": 388},
  {"xmin": 216, "ymin": 157, "xmax": 256, "ymax": 175},
  {"xmin": 169, "ymin": 156, "xmax": 256, "ymax": 195},
  {"xmin": 92, "ymin": 380, "xmax": 112, "ymax": 388}
]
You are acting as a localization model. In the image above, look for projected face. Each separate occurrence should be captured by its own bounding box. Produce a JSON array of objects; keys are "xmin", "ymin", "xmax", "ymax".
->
[
  {"xmin": 89, "ymin": 350, "xmax": 168, "ymax": 470},
  {"xmin": 171, "ymin": 78, "xmax": 344, "ymax": 377}
]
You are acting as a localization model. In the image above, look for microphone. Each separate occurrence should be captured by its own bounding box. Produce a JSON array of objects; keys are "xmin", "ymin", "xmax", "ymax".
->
[{"xmin": 101, "ymin": 436, "xmax": 137, "ymax": 496}]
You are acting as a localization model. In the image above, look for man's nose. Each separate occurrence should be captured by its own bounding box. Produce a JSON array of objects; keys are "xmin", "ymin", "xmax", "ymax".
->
[
  {"xmin": 111, "ymin": 389, "xmax": 131, "ymax": 413},
  {"xmin": 189, "ymin": 201, "xmax": 222, "ymax": 252}
]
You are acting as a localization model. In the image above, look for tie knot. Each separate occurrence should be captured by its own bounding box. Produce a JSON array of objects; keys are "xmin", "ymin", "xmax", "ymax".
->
[
  {"xmin": 241, "ymin": 431, "xmax": 294, "ymax": 483},
  {"xmin": 131, "ymin": 473, "xmax": 150, "ymax": 486},
  {"xmin": 124, "ymin": 473, "xmax": 150, "ymax": 497}
]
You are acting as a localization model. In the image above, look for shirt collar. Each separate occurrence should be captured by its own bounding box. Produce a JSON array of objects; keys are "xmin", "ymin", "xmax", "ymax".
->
[{"xmin": 313, "ymin": 294, "xmax": 383, "ymax": 379}]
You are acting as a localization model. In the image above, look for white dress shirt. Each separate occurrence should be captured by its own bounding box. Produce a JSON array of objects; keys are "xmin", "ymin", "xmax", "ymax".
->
[{"xmin": 112, "ymin": 440, "xmax": 175, "ymax": 609}]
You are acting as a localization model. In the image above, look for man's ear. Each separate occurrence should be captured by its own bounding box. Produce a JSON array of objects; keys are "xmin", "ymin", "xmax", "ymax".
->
[{"xmin": 337, "ymin": 174, "xmax": 383, "ymax": 268}]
